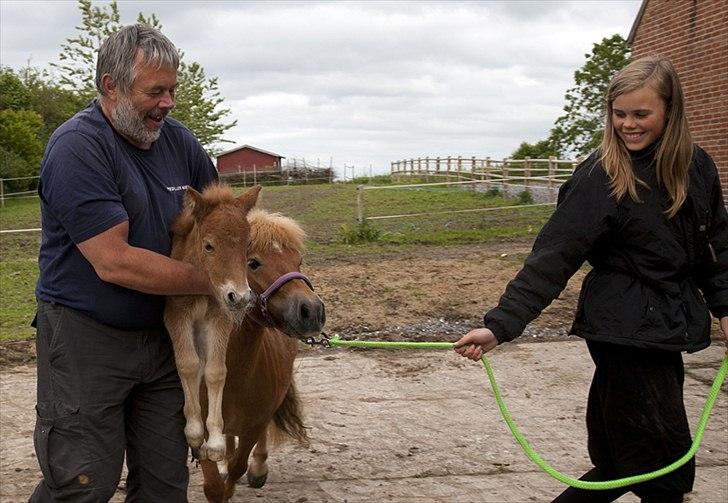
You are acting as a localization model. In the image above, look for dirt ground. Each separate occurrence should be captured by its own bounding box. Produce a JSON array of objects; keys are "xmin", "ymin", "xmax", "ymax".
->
[{"xmin": 1, "ymin": 240, "xmax": 727, "ymax": 502}]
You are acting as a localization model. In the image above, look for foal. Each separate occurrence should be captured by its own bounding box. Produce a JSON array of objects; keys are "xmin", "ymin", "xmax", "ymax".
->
[
  {"xmin": 165, "ymin": 184, "xmax": 261, "ymax": 461},
  {"xmin": 198, "ymin": 209, "xmax": 326, "ymax": 502}
]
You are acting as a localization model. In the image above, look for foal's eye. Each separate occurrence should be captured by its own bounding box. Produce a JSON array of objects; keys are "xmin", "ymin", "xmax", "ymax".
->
[
  {"xmin": 203, "ymin": 242, "xmax": 215, "ymax": 253},
  {"xmin": 248, "ymin": 258, "xmax": 261, "ymax": 270}
]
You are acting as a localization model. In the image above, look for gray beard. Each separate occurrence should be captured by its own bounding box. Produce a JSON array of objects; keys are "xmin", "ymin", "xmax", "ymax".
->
[{"xmin": 110, "ymin": 95, "xmax": 162, "ymax": 146}]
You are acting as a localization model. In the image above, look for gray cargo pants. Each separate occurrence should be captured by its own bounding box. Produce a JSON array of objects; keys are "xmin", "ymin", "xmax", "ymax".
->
[{"xmin": 29, "ymin": 300, "xmax": 189, "ymax": 502}]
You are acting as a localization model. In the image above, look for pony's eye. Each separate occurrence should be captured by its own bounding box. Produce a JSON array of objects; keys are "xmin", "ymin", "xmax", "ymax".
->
[
  {"xmin": 204, "ymin": 242, "xmax": 214, "ymax": 253},
  {"xmin": 248, "ymin": 258, "xmax": 261, "ymax": 270}
]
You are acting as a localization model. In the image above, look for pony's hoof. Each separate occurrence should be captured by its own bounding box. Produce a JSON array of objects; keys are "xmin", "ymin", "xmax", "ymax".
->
[{"xmin": 247, "ymin": 471, "xmax": 268, "ymax": 488}]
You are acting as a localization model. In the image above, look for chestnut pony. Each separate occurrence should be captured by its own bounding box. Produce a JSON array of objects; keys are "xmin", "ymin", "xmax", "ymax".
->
[
  {"xmin": 165, "ymin": 184, "xmax": 261, "ymax": 462},
  {"xmin": 199, "ymin": 208, "xmax": 326, "ymax": 503}
]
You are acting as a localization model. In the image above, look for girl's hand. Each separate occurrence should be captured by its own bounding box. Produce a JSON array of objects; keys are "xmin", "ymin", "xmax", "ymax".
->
[
  {"xmin": 453, "ymin": 328, "xmax": 498, "ymax": 361},
  {"xmin": 720, "ymin": 316, "xmax": 728, "ymax": 353}
]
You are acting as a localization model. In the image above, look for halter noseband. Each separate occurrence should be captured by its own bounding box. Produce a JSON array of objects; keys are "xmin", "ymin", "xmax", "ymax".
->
[{"xmin": 247, "ymin": 272, "xmax": 314, "ymax": 328}]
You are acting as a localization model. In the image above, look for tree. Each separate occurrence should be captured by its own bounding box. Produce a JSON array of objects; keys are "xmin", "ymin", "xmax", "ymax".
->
[
  {"xmin": 0, "ymin": 109, "xmax": 44, "ymax": 192},
  {"xmin": 0, "ymin": 67, "xmax": 31, "ymax": 110},
  {"xmin": 550, "ymin": 34, "xmax": 630, "ymax": 157},
  {"xmin": 20, "ymin": 66, "xmax": 86, "ymax": 143},
  {"xmin": 510, "ymin": 139, "xmax": 560, "ymax": 160},
  {"xmin": 54, "ymin": 0, "xmax": 236, "ymax": 152},
  {"xmin": 52, "ymin": 0, "xmax": 121, "ymax": 102},
  {"xmin": 173, "ymin": 60, "xmax": 236, "ymax": 153}
]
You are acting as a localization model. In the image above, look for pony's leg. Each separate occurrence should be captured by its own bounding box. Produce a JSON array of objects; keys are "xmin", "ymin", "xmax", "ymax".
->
[
  {"xmin": 166, "ymin": 314, "xmax": 205, "ymax": 450},
  {"xmin": 199, "ymin": 318, "xmax": 232, "ymax": 462},
  {"xmin": 200, "ymin": 458, "xmax": 226, "ymax": 503},
  {"xmin": 247, "ymin": 428, "xmax": 270, "ymax": 488},
  {"xmin": 224, "ymin": 426, "xmax": 266, "ymax": 500}
]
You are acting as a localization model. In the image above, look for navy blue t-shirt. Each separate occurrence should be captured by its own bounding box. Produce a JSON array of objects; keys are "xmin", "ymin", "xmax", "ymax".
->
[{"xmin": 36, "ymin": 100, "xmax": 217, "ymax": 330}]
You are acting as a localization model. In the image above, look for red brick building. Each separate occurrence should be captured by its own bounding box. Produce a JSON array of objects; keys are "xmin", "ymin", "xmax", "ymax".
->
[
  {"xmin": 627, "ymin": 0, "xmax": 728, "ymax": 197},
  {"xmin": 216, "ymin": 145, "xmax": 284, "ymax": 174}
]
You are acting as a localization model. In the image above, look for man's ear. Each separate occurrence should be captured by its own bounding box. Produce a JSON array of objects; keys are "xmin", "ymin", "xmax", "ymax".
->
[{"xmin": 100, "ymin": 74, "xmax": 118, "ymax": 101}]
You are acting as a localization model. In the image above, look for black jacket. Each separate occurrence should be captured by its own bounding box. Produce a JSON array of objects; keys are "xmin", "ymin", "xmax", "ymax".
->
[{"xmin": 485, "ymin": 145, "xmax": 728, "ymax": 352}]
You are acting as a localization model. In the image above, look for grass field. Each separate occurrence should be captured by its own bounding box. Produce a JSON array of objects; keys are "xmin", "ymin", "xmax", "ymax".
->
[{"xmin": 0, "ymin": 179, "xmax": 553, "ymax": 341}]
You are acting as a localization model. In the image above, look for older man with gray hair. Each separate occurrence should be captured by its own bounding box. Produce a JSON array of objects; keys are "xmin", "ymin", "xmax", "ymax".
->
[{"xmin": 31, "ymin": 24, "xmax": 217, "ymax": 502}]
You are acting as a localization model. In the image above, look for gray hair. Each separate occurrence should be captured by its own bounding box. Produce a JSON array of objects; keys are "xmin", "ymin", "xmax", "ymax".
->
[{"xmin": 95, "ymin": 24, "xmax": 179, "ymax": 96}]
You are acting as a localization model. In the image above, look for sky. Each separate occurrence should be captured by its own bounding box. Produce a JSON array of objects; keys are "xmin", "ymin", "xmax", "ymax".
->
[{"xmin": 0, "ymin": 0, "xmax": 643, "ymax": 178}]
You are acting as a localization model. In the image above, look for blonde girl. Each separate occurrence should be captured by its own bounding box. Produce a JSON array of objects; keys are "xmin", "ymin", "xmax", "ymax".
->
[{"xmin": 454, "ymin": 55, "xmax": 728, "ymax": 503}]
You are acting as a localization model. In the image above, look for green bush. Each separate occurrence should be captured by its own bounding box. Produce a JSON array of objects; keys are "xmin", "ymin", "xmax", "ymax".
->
[
  {"xmin": 338, "ymin": 221, "xmax": 382, "ymax": 244},
  {"xmin": 517, "ymin": 189, "xmax": 534, "ymax": 205}
]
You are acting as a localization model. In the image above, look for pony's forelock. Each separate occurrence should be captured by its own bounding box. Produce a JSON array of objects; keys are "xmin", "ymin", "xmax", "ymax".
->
[{"xmin": 248, "ymin": 209, "xmax": 306, "ymax": 254}]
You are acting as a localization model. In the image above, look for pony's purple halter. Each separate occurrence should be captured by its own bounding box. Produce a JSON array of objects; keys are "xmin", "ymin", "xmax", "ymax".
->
[{"xmin": 247, "ymin": 272, "xmax": 314, "ymax": 328}]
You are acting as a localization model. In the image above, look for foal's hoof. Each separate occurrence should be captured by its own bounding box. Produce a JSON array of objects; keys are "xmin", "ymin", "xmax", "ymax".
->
[
  {"xmin": 200, "ymin": 442, "xmax": 226, "ymax": 462},
  {"xmin": 247, "ymin": 471, "xmax": 268, "ymax": 488}
]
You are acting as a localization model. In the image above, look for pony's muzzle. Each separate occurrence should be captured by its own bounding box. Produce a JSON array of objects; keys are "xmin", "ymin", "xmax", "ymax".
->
[
  {"xmin": 294, "ymin": 296, "xmax": 326, "ymax": 335},
  {"xmin": 224, "ymin": 288, "xmax": 251, "ymax": 310}
]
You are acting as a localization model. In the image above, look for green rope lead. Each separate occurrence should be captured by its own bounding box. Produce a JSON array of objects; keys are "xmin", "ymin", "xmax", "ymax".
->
[{"xmin": 327, "ymin": 335, "xmax": 728, "ymax": 490}]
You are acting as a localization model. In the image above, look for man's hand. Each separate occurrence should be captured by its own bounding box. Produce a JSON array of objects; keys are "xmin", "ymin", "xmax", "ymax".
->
[{"xmin": 453, "ymin": 328, "xmax": 498, "ymax": 362}]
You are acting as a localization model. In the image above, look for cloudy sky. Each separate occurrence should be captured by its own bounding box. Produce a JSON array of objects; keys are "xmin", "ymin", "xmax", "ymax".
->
[{"xmin": 1, "ymin": 0, "xmax": 642, "ymax": 178}]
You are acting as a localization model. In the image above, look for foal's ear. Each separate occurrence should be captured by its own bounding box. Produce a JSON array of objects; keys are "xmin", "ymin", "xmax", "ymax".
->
[
  {"xmin": 235, "ymin": 184, "xmax": 262, "ymax": 213},
  {"xmin": 184, "ymin": 187, "xmax": 203, "ymax": 211},
  {"xmin": 184, "ymin": 187, "xmax": 210, "ymax": 220}
]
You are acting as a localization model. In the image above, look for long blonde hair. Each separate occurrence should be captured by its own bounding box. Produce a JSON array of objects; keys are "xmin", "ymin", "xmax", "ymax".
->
[{"xmin": 600, "ymin": 55, "xmax": 693, "ymax": 218}]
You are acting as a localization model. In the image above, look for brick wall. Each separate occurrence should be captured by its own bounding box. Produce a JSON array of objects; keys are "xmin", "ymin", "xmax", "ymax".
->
[{"xmin": 630, "ymin": 0, "xmax": 728, "ymax": 199}]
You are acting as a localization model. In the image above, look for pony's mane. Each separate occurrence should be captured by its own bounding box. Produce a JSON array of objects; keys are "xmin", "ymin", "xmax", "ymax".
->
[
  {"xmin": 248, "ymin": 209, "xmax": 306, "ymax": 254},
  {"xmin": 171, "ymin": 183, "xmax": 237, "ymax": 237}
]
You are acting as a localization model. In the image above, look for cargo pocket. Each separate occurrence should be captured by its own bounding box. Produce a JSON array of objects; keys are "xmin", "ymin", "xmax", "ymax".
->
[{"xmin": 34, "ymin": 402, "xmax": 86, "ymax": 490}]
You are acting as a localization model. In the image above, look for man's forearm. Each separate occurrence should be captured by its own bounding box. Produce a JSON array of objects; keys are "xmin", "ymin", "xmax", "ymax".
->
[{"xmin": 95, "ymin": 245, "xmax": 211, "ymax": 295}]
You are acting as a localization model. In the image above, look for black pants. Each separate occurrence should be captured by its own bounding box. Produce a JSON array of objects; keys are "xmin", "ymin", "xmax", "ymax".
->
[
  {"xmin": 553, "ymin": 340, "xmax": 694, "ymax": 502},
  {"xmin": 29, "ymin": 301, "xmax": 189, "ymax": 502}
]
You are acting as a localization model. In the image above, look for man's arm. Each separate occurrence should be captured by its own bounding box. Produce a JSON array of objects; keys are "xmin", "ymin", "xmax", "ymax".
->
[{"xmin": 77, "ymin": 220, "xmax": 211, "ymax": 296}]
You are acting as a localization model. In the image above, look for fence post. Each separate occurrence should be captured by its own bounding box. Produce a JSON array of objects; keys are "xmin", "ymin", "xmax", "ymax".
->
[
  {"xmin": 436, "ymin": 156, "xmax": 440, "ymax": 173},
  {"xmin": 356, "ymin": 185, "xmax": 365, "ymax": 224},
  {"xmin": 0, "ymin": 179, "xmax": 4, "ymax": 207},
  {"xmin": 524, "ymin": 156, "xmax": 531, "ymax": 189},
  {"xmin": 446, "ymin": 156, "xmax": 451, "ymax": 178},
  {"xmin": 502, "ymin": 158, "xmax": 509, "ymax": 192},
  {"xmin": 457, "ymin": 156, "xmax": 462, "ymax": 180},
  {"xmin": 484, "ymin": 157, "xmax": 491, "ymax": 187},
  {"xmin": 253, "ymin": 165, "xmax": 257, "ymax": 185},
  {"xmin": 548, "ymin": 156, "xmax": 556, "ymax": 203}
]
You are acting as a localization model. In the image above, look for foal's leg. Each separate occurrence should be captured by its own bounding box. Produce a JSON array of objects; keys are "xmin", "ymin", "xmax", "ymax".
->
[
  {"xmin": 165, "ymin": 311, "xmax": 205, "ymax": 450},
  {"xmin": 200, "ymin": 318, "xmax": 233, "ymax": 462},
  {"xmin": 247, "ymin": 427, "xmax": 270, "ymax": 488}
]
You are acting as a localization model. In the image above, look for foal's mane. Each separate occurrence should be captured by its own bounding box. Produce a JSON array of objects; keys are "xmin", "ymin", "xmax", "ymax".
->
[
  {"xmin": 171, "ymin": 184, "xmax": 238, "ymax": 237},
  {"xmin": 248, "ymin": 209, "xmax": 306, "ymax": 255}
]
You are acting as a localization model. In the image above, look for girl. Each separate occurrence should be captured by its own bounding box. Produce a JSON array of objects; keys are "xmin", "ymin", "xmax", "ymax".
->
[{"xmin": 454, "ymin": 55, "xmax": 728, "ymax": 503}]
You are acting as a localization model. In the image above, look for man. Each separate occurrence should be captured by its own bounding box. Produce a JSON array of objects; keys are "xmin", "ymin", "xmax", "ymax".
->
[{"xmin": 31, "ymin": 24, "xmax": 217, "ymax": 502}]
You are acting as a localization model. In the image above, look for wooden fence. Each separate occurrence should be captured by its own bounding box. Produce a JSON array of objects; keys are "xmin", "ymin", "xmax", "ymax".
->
[
  {"xmin": 391, "ymin": 156, "xmax": 579, "ymax": 188},
  {"xmin": 353, "ymin": 156, "xmax": 582, "ymax": 224}
]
